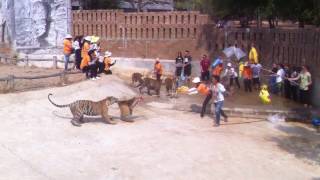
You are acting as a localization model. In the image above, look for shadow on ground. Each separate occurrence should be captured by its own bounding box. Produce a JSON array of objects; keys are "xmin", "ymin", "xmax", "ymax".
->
[{"xmin": 269, "ymin": 125, "xmax": 320, "ymax": 165}]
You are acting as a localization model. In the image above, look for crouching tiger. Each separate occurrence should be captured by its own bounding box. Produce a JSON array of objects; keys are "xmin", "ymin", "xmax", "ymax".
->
[{"xmin": 48, "ymin": 93, "xmax": 118, "ymax": 127}]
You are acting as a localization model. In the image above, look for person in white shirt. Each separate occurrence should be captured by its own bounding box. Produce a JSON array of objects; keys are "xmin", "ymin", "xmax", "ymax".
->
[
  {"xmin": 211, "ymin": 76, "xmax": 228, "ymax": 127},
  {"xmin": 275, "ymin": 64, "xmax": 285, "ymax": 95},
  {"xmin": 225, "ymin": 62, "xmax": 240, "ymax": 89}
]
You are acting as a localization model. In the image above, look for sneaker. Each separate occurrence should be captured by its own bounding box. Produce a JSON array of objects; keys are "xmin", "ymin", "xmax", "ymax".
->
[
  {"xmin": 96, "ymin": 76, "xmax": 101, "ymax": 80},
  {"xmin": 200, "ymin": 114, "xmax": 204, "ymax": 118},
  {"xmin": 91, "ymin": 78, "xmax": 96, "ymax": 81}
]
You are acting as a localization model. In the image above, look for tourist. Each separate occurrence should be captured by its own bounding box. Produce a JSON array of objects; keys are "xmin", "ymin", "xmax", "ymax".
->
[
  {"xmin": 175, "ymin": 51, "xmax": 184, "ymax": 78},
  {"xmin": 188, "ymin": 77, "xmax": 211, "ymax": 118},
  {"xmin": 200, "ymin": 54, "xmax": 210, "ymax": 82},
  {"xmin": 242, "ymin": 62, "xmax": 252, "ymax": 92},
  {"xmin": 80, "ymin": 36, "xmax": 92, "ymax": 78},
  {"xmin": 275, "ymin": 64, "xmax": 285, "ymax": 96},
  {"xmin": 183, "ymin": 50, "xmax": 192, "ymax": 80},
  {"xmin": 212, "ymin": 63, "xmax": 223, "ymax": 81},
  {"xmin": 73, "ymin": 36, "xmax": 83, "ymax": 70},
  {"xmin": 226, "ymin": 62, "xmax": 240, "ymax": 89},
  {"xmin": 63, "ymin": 34, "xmax": 73, "ymax": 71},
  {"xmin": 103, "ymin": 51, "xmax": 116, "ymax": 75},
  {"xmin": 284, "ymin": 64, "xmax": 291, "ymax": 99},
  {"xmin": 289, "ymin": 66, "xmax": 299, "ymax": 102},
  {"xmin": 87, "ymin": 49, "xmax": 99, "ymax": 80},
  {"xmin": 288, "ymin": 65, "xmax": 312, "ymax": 107},
  {"xmin": 211, "ymin": 76, "xmax": 228, "ymax": 127},
  {"xmin": 249, "ymin": 43, "xmax": 258, "ymax": 63},
  {"xmin": 269, "ymin": 63, "xmax": 278, "ymax": 94},
  {"xmin": 154, "ymin": 58, "xmax": 163, "ymax": 81},
  {"xmin": 251, "ymin": 62, "xmax": 262, "ymax": 90}
]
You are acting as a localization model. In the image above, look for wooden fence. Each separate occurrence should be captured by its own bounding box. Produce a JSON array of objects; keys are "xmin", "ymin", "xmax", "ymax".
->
[{"xmin": 0, "ymin": 55, "xmax": 81, "ymax": 92}]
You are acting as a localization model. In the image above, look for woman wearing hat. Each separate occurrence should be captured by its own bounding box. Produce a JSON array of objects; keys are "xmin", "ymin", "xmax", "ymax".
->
[
  {"xmin": 80, "ymin": 36, "xmax": 92, "ymax": 78},
  {"xmin": 63, "ymin": 34, "xmax": 73, "ymax": 71},
  {"xmin": 103, "ymin": 51, "xmax": 116, "ymax": 75}
]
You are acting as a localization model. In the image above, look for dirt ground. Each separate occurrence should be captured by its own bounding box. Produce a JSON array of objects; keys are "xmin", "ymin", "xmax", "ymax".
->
[
  {"xmin": 0, "ymin": 75, "xmax": 319, "ymax": 180},
  {"xmin": 0, "ymin": 64, "xmax": 85, "ymax": 92}
]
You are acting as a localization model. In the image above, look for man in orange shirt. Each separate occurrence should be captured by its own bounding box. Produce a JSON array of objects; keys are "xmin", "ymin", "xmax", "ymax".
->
[
  {"xmin": 242, "ymin": 62, "xmax": 253, "ymax": 92},
  {"xmin": 212, "ymin": 63, "xmax": 223, "ymax": 81},
  {"xmin": 154, "ymin": 58, "xmax": 163, "ymax": 81},
  {"xmin": 188, "ymin": 77, "xmax": 212, "ymax": 118},
  {"xmin": 63, "ymin": 34, "xmax": 73, "ymax": 71}
]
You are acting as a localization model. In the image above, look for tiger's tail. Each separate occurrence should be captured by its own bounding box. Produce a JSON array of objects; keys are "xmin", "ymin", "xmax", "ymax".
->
[{"xmin": 48, "ymin": 93, "xmax": 71, "ymax": 108}]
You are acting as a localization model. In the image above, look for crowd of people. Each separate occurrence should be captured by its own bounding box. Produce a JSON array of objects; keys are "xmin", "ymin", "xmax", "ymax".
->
[
  {"xmin": 63, "ymin": 35, "xmax": 116, "ymax": 81},
  {"xmin": 169, "ymin": 44, "xmax": 313, "ymax": 126}
]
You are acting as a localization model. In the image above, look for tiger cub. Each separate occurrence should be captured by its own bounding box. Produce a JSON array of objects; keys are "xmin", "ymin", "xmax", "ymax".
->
[
  {"xmin": 48, "ymin": 93, "xmax": 118, "ymax": 127},
  {"xmin": 118, "ymin": 96, "xmax": 143, "ymax": 122}
]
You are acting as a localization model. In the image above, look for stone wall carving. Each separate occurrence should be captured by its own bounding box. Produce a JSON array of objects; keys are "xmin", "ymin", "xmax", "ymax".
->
[{"xmin": 0, "ymin": 0, "xmax": 71, "ymax": 53}]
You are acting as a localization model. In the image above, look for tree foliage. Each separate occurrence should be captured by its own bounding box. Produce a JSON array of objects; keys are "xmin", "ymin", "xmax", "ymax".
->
[{"xmin": 173, "ymin": 0, "xmax": 320, "ymax": 28}]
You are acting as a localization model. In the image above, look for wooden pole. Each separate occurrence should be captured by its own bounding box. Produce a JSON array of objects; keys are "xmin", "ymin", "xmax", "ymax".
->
[
  {"xmin": 25, "ymin": 55, "xmax": 29, "ymax": 67},
  {"xmin": 7, "ymin": 75, "xmax": 14, "ymax": 92}
]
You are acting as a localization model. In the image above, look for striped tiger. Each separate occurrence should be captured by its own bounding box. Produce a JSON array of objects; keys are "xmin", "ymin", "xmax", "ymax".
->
[{"xmin": 48, "ymin": 93, "xmax": 118, "ymax": 127}]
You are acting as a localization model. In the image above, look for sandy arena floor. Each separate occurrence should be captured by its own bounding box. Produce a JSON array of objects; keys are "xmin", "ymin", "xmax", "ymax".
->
[{"xmin": 0, "ymin": 75, "xmax": 319, "ymax": 180}]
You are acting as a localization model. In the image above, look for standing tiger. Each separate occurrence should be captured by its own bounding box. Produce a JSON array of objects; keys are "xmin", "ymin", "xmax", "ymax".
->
[
  {"xmin": 48, "ymin": 93, "xmax": 118, "ymax": 127},
  {"xmin": 118, "ymin": 96, "xmax": 143, "ymax": 122}
]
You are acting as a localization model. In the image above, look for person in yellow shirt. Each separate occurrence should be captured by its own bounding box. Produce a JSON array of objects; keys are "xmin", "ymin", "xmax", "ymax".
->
[
  {"xmin": 63, "ymin": 34, "xmax": 73, "ymax": 71},
  {"xmin": 249, "ymin": 43, "xmax": 258, "ymax": 63},
  {"xmin": 103, "ymin": 51, "xmax": 116, "ymax": 75},
  {"xmin": 80, "ymin": 36, "xmax": 91, "ymax": 78},
  {"xmin": 154, "ymin": 58, "xmax": 163, "ymax": 81}
]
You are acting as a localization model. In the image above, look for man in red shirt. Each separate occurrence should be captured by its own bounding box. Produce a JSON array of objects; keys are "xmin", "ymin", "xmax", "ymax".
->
[{"xmin": 200, "ymin": 54, "xmax": 210, "ymax": 82}]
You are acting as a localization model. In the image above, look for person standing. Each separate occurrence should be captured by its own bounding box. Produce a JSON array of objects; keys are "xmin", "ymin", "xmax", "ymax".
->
[
  {"xmin": 200, "ymin": 54, "xmax": 210, "ymax": 82},
  {"xmin": 73, "ymin": 36, "xmax": 83, "ymax": 70},
  {"xmin": 289, "ymin": 66, "xmax": 299, "ymax": 102},
  {"xmin": 63, "ymin": 34, "xmax": 73, "ymax": 71},
  {"xmin": 242, "ymin": 62, "xmax": 253, "ymax": 92},
  {"xmin": 212, "ymin": 63, "xmax": 223, "ymax": 81},
  {"xmin": 249, "ymin": 43, "xmax": 258, "ymax": 64},
  {"xmin": 251, "ymin": 62, "xmax": 262, "ymax": 90},
  {"xmin": 275, "ymin": 64, "xmax": 285, "ymax": 96},
  {"xmin": 80, "ymin": 36, "xmax": 91, "ymax": 78},
  {"xmin": 154, "ymin": 58, "xmax": 163, "ymax": 81},
  {"xmin": 188, "ymin": 77, "xmax": 211, "ymax": 118},
  {"xmin": 284, "ymin": 64, "xmax": 291, "ymax": 99},
  {"xmin": 183, "ymin": 50, "xmax": 192, "ymax": 79},
  {"xmin": 288, "ymin": 65, "xmax": 312, "ymax": 107},
  {"xmin": 226, "ymin": 62, "xmax": 240, "ymax": 89},
  {"xmin": 175, "ymin": 52, "xmax": 184, "ymax": 77},
  {"xmin": 211, "ymin": 76, "xmax": 228, "ymax": 127}
]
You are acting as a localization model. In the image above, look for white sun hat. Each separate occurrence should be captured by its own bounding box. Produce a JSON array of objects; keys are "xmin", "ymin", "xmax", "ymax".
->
[
  {"xmin": 104, "ymin": 51, "xmax": 112, "ymax": 57},
  {"xmin": 192, "ymin": 77, "xmax": 201, "ymax": 83},
  {"xmin": 227, "ymin": 62, "xmax": 232, "ymax": 67},
  {"xmin": 65, "ymin": 34, "xmax": 72, "ymax": 39},
  {"xmin": 84, "ymin": 36, "xmax": 92, "ymax": 42}
]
